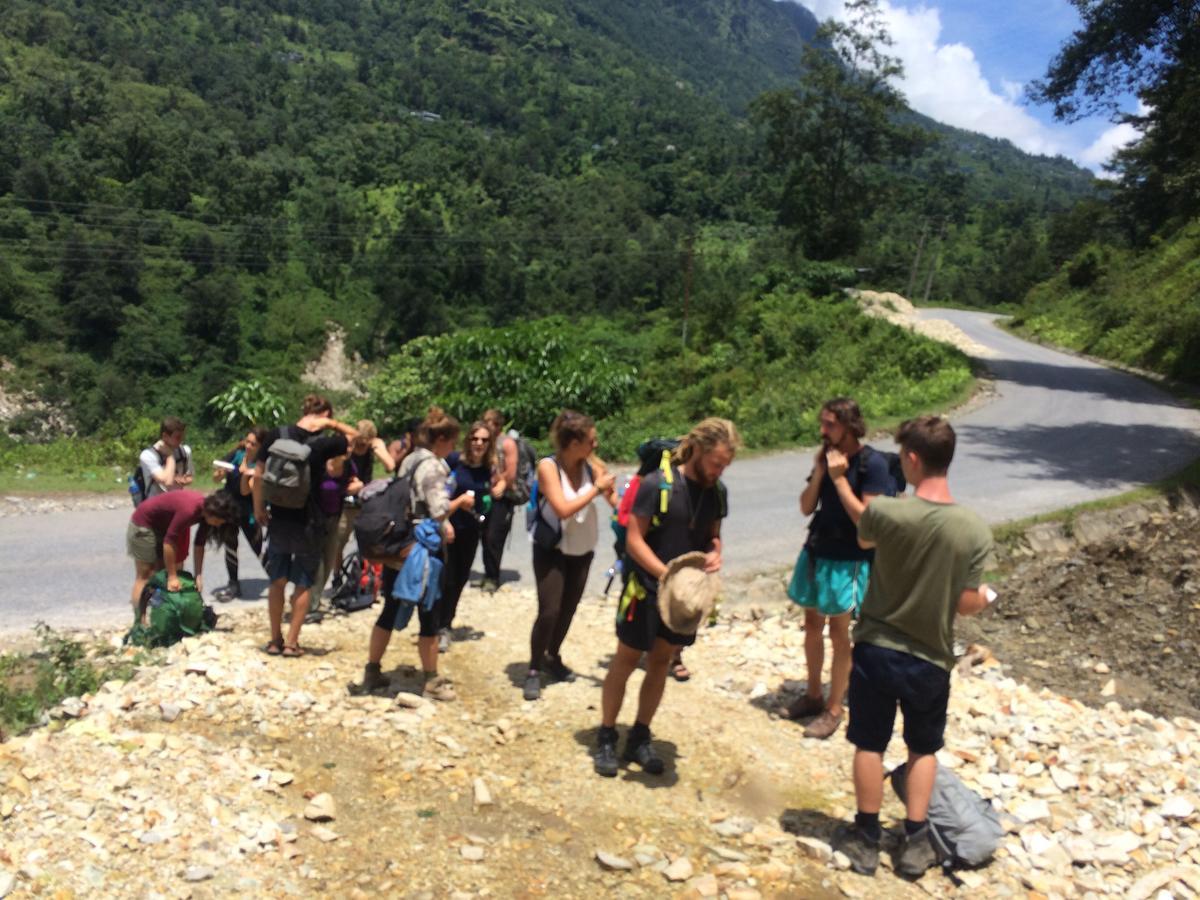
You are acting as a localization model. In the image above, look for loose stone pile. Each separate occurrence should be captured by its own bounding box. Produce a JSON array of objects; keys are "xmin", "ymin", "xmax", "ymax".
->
[{"xmin": 0, "ymin": 575, "xmax": 1196, "ymax": 898}]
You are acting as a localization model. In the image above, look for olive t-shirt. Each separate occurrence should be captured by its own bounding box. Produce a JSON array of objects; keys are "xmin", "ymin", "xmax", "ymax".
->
[{"xmin": 854, "ymin": 497, "xmax": 994, "ymax": 671}]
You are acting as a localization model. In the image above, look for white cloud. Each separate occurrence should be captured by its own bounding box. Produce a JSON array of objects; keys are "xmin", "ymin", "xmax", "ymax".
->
[
  {"xmin": 790, "ymin": 1, "xmax": 1085, "ymax": 161},
  {"xmin": 1078, "ymin": 104, "xmax": 1147, "ymax": 174}
]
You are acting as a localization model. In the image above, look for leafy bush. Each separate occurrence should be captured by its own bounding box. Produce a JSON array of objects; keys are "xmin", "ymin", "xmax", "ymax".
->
[
  {"xmin": 1067, "ymin": 245, "xmax": 1105, "ymax": 288},
  {"xmin": 207, "ymin": 379, "xmax": 287, "ymax": 431}
]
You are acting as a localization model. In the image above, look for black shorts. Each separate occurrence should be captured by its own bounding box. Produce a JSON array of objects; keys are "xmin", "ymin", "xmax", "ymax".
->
[
  {"xmin": 376, "ymin": 566, "xmax": 439, "ymax": 637},
  {"xmin": 615, "ymin": 582, "xmax": 695, "ymax": 653},
  {"xmin": 846, "ymin": 642, "xmax": 951, "ymax": 756}
]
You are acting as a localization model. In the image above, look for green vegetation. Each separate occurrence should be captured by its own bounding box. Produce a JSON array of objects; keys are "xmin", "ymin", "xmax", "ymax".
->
[
  {"xmin": 0, "ymin": 0, "xmax": 1095, "ymax": 454},
  {"xmin": 0, "ymin": 624, "xmax": 149, "ymax": 736},
  {"xmin": 360, "ymin": 268, "xmax": 974, "ymax": 458},
  {"xmin": 1013, "ymin": 223, "xmax": 1200, "ymax": 383}
]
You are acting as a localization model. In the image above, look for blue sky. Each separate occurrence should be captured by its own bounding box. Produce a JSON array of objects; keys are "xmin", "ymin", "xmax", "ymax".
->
[{"xmin": 790, "ymin": 0, "xmax": 1141, "ymax": 173}]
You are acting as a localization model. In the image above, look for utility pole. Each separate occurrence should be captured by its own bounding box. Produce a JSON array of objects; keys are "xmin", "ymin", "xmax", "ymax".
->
[{"xmin": 681, "ymin": 234, "xmax": 694, "ymax": 349}]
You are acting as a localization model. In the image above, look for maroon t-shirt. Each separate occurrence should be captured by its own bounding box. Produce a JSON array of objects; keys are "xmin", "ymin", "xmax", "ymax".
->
[{"xmin": 130, "ymin": 490, "xmax": 209, "ymax": 562}]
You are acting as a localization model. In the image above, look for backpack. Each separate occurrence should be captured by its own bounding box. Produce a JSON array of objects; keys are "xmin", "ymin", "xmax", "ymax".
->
[
  {"xmin": 889, "ymin": 762, "xmax": 1004, "ymax": 869},
  {"xmin": 528, "ymin": 458, "xmax": 594, "ymax": 550},
  {"xmin": 502, "ymin": 433, "xmax": 538, "ymax": 505},
  {"xmin": 260, "ymin": 429, "xmax": 313, "ymax": 509},
  {"xmin": 860, "ymin": 444, "xmax": 906, "ymax": 496},
  {"xmin": 330, "ymin": 549, "xmax": 380, "ymax": 613},
  {"xmin": 125, "ymin": 570, "xmax": 216, "ymax": 648},
  {"xmin": 128, "ymin": 446, "xmax": 188, "ymax": 507},
  {"xmin": 353, "ymin": 473, "xmax": 416, "ymax": 565},
  {"xmin": 806, "ymin": 444, "xmax": 903, "ymax": 552}
]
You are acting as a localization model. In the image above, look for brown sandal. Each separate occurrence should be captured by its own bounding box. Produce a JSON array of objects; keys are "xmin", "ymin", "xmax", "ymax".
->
[
  {"xmin": 264, "ymin": 638, "xmax": 284, "ymax": 656},
  {"xmin": 282, "ymin": 643, "xmax": 305, "ymax": 658}
]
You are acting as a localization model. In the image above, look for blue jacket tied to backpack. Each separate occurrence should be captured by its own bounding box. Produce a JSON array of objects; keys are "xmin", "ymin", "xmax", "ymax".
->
[{"xmin": 389, "ymin": 519, "xmax": 444, "ymax": 630}]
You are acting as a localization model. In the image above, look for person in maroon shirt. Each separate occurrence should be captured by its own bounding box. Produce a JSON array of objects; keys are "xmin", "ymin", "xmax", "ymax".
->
[{"xmin": 127, "ymin": 490, "xmax": 238, "ymax": 617}]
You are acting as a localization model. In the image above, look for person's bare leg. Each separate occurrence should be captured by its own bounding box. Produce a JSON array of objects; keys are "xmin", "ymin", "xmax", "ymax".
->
[
  {"xmin": 267, "ymin": 578, "xmax": 287, "ymax": 644},
  {"xmin": 417, "ymin": 635, "xmax": 438, "ymax": 674},
  {"xmin": 285, "ymin": 587, "xmax": 310, "ymax": 647},
  {"xmin": 902, "ymin": 752, "xmax": 937, "ymax": 822},
  {"xmin": 368, "ymin": 626, "xmax": 392, "ymax": 665},
  {"xmin": 852, "ymin": 749, "xmax": 885, "ymax": 815},
  {"xmin": 601, "ymin": 641, "xmax": 642, "ymax": 727},
  {"xmin": 633, "ymin": 638, "xmax": 675, "ymax": 726},
  {"xmin": 827, "ymin": 613, "xmax": 853, "ymax": 716},
  {"xmin": 131, "ymin": 562, "xmax": 155, "ymax": 618},
  {"xmin": 804, "ymin": 608, "xmax": 827, "ymax": 699}
]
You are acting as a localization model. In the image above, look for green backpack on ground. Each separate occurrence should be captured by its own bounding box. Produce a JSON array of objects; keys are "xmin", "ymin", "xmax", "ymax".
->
[{"xmin": 125, "ymin": 570, "xmax": 215, "ymax": 648}]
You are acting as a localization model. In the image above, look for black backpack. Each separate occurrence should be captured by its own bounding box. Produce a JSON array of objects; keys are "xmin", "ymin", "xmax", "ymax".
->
[
  {"xmin": 353, "ymin": 475, "xmax": 416, "ymax": 564},
  {"xmin": 860, "ymin": 444, "xmax": 906, "ymax": 496},
  {"xmin": 129, "ymin": 446, "xmax": 188, "ymax": 507},
  {"xmin": 806, "ymin": 444, "xmax": 903, "ymax": 552}
]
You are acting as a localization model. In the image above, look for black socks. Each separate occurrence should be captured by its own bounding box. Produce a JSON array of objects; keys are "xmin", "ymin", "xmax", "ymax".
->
[
  {"xmin": 903, "ymin": 818, "xmax": 927, "ymax": 836},
  {"xmin": 628, "ymin": 722, "xmax": 651, "ymax": 745},
  {"xmin": 855, "ymin": 812, "xmax": 882, "ymax": 842}
]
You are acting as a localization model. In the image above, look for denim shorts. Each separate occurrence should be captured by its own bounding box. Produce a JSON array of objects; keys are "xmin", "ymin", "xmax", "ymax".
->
[
  {"xmin": 846, "ymin": 642, "xmax": 951, "ymax": 755},
  {"xmin": 264, "ymin": 549, "xmax": 319, "ymax": 589}
]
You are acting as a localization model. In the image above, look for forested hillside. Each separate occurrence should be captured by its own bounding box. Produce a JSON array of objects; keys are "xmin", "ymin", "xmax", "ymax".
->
[{"xmin": 0, "ymin": 0, "xmax": 1095, "ymax": 442}]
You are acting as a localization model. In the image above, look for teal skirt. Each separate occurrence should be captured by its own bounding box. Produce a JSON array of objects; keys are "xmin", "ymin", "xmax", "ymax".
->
[{"xmin": 787, "ymin": 548, "xmax": 870, "ymax": 617}]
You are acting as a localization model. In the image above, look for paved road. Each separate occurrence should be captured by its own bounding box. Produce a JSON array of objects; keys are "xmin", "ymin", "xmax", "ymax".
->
[{"xmin": 2, "ymin": 310, "xmax": 1198, "ymax": 634}]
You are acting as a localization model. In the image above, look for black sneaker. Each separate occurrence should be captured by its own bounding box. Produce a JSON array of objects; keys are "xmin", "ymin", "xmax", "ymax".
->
[
  {"xmin": 896, "ymin": 823, "xmax": 938, "ymax": 879},
  {"xmin": 522, "ymin": 672, "xmax": 541, "ymax": 701},
  {"xmin": 212, "ymin": 582, "xmax": 241, "ymax": 602},
  {"xmin": 833, "ymin": 823, "xmax": 880, "ymax": 876},
  {"xmin": 544, "ymin": 657, "xmax": 576, "ymax": 683},
  {"xmin": 594, "ymin": 733, "xmax": 619, "ymax": 778},
  {"xmin": 622, "ymin": 735, "xmax": 665, "ymax": 775}
]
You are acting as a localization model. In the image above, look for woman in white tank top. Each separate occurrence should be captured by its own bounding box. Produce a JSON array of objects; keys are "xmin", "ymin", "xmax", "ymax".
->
[{"xmin": 523, "ymin": 410, "xmax": 616, "ymax": 701}]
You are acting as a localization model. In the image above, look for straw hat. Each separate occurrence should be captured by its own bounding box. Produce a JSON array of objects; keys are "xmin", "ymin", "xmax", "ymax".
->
[{"xmin": 657, "ymin": 551, "xmax": 720, "ymax": 635}]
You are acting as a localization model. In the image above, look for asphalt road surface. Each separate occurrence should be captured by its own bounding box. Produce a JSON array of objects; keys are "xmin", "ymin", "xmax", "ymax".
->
[{"xmin": 2, "ymin": 310, "xmax": 1198, "ymax": 635}]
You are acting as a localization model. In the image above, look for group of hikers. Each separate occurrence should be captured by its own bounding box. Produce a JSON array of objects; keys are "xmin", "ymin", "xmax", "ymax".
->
[{"xmin": 123, "ymin": 394, "xmax": 993, "ymax": 879}]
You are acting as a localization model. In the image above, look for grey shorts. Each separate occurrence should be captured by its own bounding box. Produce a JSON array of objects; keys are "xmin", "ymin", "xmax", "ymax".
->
[{"xmin": 126, "ymin": 521, "xmax": 162, "ymax": 565}]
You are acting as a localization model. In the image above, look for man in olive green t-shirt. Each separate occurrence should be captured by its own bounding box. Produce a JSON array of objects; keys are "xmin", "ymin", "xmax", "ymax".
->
[{"xmin": 829, "ymin": 416, "xmax": 994, "ymax": 879}]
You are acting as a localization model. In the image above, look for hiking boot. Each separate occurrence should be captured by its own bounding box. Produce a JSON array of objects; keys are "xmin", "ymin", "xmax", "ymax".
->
[
  {"xmin": 623, "ymin": 734, "xmax": 665, "ymax": 775},
  {"xmin": 833, "ymin": 823, "xmax": 880, "ymax": 876},
  {"xmin": 544, "ymin": 656, "xmax": 576, "ymax": 683},
  {"xmin": 783, "ymin": 693, "xmax": 824, "ymax": 720},
  {"xmin": 803, "ymin": 709, "xmax": 843, "ymax": 740},
  {"xmin": 422, "ymin": 674, "xmax": 457, "ymax": 702},
  {"xmin": 437, "ymin": 628, "xmax": 451, "ymax": 654},
  {"xmin": 594, "ymin": 729, "xmax": 619, "ymax": 778},
  {"xmin": 896, "ymin": 823, "xmax": 938, "ymax": 879},
  {"xmin": 522, "ymin": 672, "xmax": 541, "ymax": 701},
  {"xmin": 356, "ymin": 662, "xmax": 390, "ymax": 694},
  {"xmin": 479, "ymin": 577, "xmax": 498, "ymax": 594}
]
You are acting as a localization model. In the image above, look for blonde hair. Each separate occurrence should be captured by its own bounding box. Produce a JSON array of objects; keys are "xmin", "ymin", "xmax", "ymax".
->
[
  {"xmin": 416, "ymin": 406, "xmax": 460, "ymax": 448},
  {"xmin": 673, "ymin": 417, "xmax": 742, "ymax": 465},
  {"xmin": 355, "ymin": 419, "xmax": 378, "ymax": 442}
]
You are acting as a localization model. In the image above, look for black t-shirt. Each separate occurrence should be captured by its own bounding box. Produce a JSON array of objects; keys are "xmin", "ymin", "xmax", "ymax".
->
[
  {"xmin": 350, "ymin": 448, "xmax": 375, "ymax": 485},
  {"xmin": 809, "ymin": 447, "xmax": 890, "ymax": 561},
  {"xmin": 630, "ymin": 467, "xmax": 726, "ymax": 592},
  {"xmin": 257, "ymin": 426, "xmax": 349, "ymax": 554}
]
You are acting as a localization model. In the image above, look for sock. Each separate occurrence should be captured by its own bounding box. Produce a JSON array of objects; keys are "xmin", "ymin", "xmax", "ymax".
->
[
  {"xmin": 597, "ymin": 725, "xmax": 619, "ymax": 745},
  {"xmin": 904, "ymin": 818, "xmax": 927, "ymax": 836},
  {"xmin": 629, "ymin": 721, "xmax": 651, "ymax": 744},
  {"xmin": 855, "ymin": 812, "xmax": 882, "ymax": 842},
  {"xmin": 423, "ymin": 670, "xmax": 437, "ymax": 681}
]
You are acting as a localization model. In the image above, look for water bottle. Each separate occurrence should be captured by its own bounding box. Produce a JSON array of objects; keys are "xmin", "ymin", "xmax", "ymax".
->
[{"xmin": 127, "ymin": 474, "xmax": 143, "ymax": 506}]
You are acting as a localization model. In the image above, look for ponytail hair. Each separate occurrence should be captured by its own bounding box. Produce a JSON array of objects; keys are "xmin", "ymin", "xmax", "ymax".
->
[
  {"xmin": 672, "ymin": 417, "xmax": 742, "ymax": 466},
  {"xmin": 550, "ymin": 409, "xmax": 595, "ymax": 452},
  {"xmin": 416, "ymin": 406, "xmax": 460, "ymax": 448}
]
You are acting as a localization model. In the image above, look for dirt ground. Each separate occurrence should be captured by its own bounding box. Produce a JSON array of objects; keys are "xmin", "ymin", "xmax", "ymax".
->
[{"xmin": 959, "ymin": 497, "xmax": 1200, "ymax": 721}]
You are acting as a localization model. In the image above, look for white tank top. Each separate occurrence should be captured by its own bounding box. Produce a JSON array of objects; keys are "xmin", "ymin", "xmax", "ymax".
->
[{"xmin": 541, "ymin": 460, "xmax": 598, "ymax": 556}]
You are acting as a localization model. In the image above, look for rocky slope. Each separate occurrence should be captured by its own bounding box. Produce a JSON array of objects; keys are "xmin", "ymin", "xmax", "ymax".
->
[{"xmin": 1, "ymin": 560, "xmax": 1198, "ymax": 899}]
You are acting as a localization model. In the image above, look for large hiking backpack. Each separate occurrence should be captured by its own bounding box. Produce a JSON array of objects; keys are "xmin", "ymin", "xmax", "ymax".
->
[
  {"xmin": 503, "ymin": 432, "xmax": 538, "ymax": 505},
  {"xmin": 890, "ymin": 761, "xmax": 1004, "ymax": 869},
  {"xmin": 128, "ymin": 446, "xmax": 188, "ymax": 507},
  {"xmin": 126, "ymin": 570, "xmax": 215, "ymax": 648},
  {"xmin": 354, "ymin": 474, "xmax": 416, "ymax": 564},
  {"xmin": 260, "ymin": 430, "xmax": 313, "ymax": 508},
  {"xmin": 861, "ymin": 444, "xmax": 906, "ymax": 496}
]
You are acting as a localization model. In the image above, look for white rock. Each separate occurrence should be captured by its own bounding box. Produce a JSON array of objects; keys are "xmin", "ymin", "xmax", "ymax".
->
[
  {"xmin": 183, "ymin": 866, "xmax": 214, "ymax": 882},
  {"xmin": 1161, "ymin": 796, "xmax": 1195, "ymax": 819},
  {"xmin": 595, "ymin": 850, "xmax": 633, "ymax": 871},
  {"xmin": 303, "ymin": 793, "xmax": 336, "ymax": 822},
  {"xmin": 1101, "ymin": 679, "xmax": 1116, "ymax": 697},
  {"xmin": 310, "ymin": 825, "xmax": 339, "ymax": 843},
  {"xmin": 394, "ymin": 692, "xmax": 431, "ymax": 710},
  {"xmin": 160, "ymin": 703, "xmax": 182, "ymax": 723},
  {"xmin": 473, "ymin": 778, "xmax": 493, "ymax": 807},
  {"xmin": 460, "ymin": 845, "xmax": 485, "ymax": 862},
  {"xmin": 1063, "ymin": 835, "xmax": 1095, "ymax": 863},
  {"xmin": 663, "ymin": 857, "xmax": 694, "ymax": 882},
  {"xmin": 0, "ymin": 871, "xmax": 13, "ymax": 899},
  {"xmin": 1049, "ymin": 767, "xmax": 1079, "ymax": 791},
  {"xmin": 795, "ymin": 836, "xmax": 833, "ymax": 862},
  {"xmin": 1012, "ymin": 799, "xmax": 1051, "ymax": 823}
]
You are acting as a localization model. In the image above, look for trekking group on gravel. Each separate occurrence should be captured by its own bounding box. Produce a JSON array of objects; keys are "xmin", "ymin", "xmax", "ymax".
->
[{"xmin": 123, "ymin": 395, "xmax": 995, "ymax": 880}]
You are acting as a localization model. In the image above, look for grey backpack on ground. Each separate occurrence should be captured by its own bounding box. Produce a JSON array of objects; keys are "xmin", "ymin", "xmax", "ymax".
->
[
  {"xmin": 890, "ymin": 761, "xmax": 1004, "ymax": 868},
  {"xmin": 260, "ymin": 434, "xmax": 312, "ymax": 509}
]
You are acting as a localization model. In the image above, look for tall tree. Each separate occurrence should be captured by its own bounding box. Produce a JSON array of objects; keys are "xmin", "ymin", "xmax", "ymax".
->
[
  {"xmin": 751, "ymin": 0, "xmax": 919, "ymax": 260},
  {"xmin": 1030, "ymin": 1, "xmax": 1200, "ymax": 237}
]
